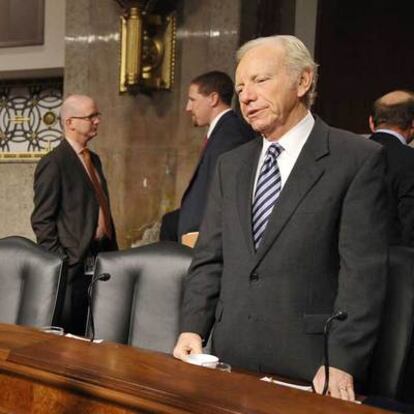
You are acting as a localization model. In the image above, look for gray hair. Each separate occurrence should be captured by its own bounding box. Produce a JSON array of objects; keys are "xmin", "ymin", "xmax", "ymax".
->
[{"xmin": 236, "ymin": 35, "xmax": 318, "ymax": 108}]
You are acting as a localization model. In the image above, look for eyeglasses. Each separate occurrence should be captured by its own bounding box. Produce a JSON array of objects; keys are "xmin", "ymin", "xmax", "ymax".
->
[{"xmin": 70, "ymin": 112, "xmax": 102, "ymax": 122}]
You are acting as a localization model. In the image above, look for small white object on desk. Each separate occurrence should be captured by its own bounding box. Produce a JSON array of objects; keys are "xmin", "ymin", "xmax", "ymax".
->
[
  {"xmin": 65, "ymin": 333, "xmax": 104, "ymax": 343},
  {"xmin": 185, "ymin": 353, "xmax": 219, "ymax": 366},
  {"xmin": 261, "ymin": 376, "xmax": 313, "ymax": 392},
  {"xmin": 41, "ymin": 326, "xmax": 64, "ymax": 336}
]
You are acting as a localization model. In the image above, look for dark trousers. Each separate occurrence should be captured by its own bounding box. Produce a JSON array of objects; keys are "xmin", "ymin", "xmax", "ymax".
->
[
  {"xmin": 59, "ymin": 262, "xmax": 90, "ymax": 335},
  {"xmin": 60, "ymin": 238, "xmax": 113, "ymax": 335},
  {"xmin": 160, "ymin": 209, "xmax": 180, "ymax": 242}
]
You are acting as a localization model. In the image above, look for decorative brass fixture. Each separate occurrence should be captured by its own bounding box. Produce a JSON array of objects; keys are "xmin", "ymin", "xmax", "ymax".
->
[{"xmin": 116, "ymin": 1, "xmax": 177, "ymax": 93}]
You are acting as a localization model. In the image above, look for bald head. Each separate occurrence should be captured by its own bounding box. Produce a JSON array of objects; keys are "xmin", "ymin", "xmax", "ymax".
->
[
  {"xmin": 378, "ymin": 90, "xmax": 414, "ymax": 106},
  {"xmin": 60, "ymin": 94, "xmax": 101, "ymax": 145},
  {"xmin": 370, "ymin": 90, "xmax": 414, "ymax": 141},
  {"xmin": 60, "ymin": 95, "xmax": 96, "ymax": 126}
]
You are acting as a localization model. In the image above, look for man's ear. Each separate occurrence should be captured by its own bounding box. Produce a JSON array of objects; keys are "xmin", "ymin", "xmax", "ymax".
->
[
  {"xmin": 297, "ymin": 69, "xmax": 312, "ymax": 99},
  {"xmin": 65, "ymin": 118, "xmax": 73, "ymax": 131},
  {"xmin": 209, "ymin": 92, "xmax": 220, "ymax": 107},
  {"xmin": 368, "ymin": 116, "xmax": 376, "ymax": 133}
]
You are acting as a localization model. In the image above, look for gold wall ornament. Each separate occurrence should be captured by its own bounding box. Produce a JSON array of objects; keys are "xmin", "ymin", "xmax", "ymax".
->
[
  {"xmin": 11, "ymin": 116, "xmax": 30, "ymax": 124},
  {"xmin": 118, "ymin": 3, "xmax": 176, "ymax": 93},
  {"xmin": 43, "ymin": 111, "xmax": 58, "ymax": 126}
]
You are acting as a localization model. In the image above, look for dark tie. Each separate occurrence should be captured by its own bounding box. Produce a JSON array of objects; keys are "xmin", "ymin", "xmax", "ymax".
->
[
  {"xmin": 80, "ymin": 148, "xmax": 113, "ymax": 239},
  {"xmin": 201, "ymin": 135, "xmax": 209, "ymax": 152},
  {"xmin": 252, "ymin": 143, "xmax": 283, "ymax": 250}
]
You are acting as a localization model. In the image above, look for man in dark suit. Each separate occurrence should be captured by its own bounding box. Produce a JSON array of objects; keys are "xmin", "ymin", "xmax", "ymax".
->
[
  {"xmin": 369, "ymin": 90, "xmax": 414, "ymax": 246},
  {"xmin": 174, "ymin": 36, "xmax": 388, "ymax": 401},
  {"xmin": 177, "ymin": 71, "xmax": 255, "ymax": 241},
  {"xmin": 31, "ymin": 94, "xmax": 118, "ymax": 335}
]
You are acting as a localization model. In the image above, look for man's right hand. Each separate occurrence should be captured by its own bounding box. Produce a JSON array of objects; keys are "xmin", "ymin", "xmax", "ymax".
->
[{"xmin": 173, "ymin": 332, "xmax": 203, "ymax": 360}]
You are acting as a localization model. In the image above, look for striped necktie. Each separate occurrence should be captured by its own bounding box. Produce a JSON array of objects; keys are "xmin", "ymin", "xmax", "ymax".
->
[{"xmin": 252, "ymin": 143, "xmax": 283, "ymax": 250}]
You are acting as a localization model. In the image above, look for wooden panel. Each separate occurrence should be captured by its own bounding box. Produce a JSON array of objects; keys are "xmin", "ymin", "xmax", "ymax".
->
[
  {"xmin": 0, "ymin": 372, "xmax": 138, "ymax": 414},
  {"xmin": 0, "ymin": 0, "xmax": 44, "ymax": 48},
  {"xmin": 0, "ymin": 324, "xmax": 387, "ymax": 413},
  {"xmin": 314, "ymin": 0, "xmax": 414, "ymax": 133}
]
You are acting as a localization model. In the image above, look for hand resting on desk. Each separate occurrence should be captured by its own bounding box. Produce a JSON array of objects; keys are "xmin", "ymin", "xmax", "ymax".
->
[
  {"xmin": 313, "ymin": 366, "xmax": 355, "ymax": 402},
  {"xmin": 174, "ymin": 334, "xmax": 356, "ymax": 403},
  {"xmin": 173, "ymin": 332, "xmax": 203, "ymax": 360}
]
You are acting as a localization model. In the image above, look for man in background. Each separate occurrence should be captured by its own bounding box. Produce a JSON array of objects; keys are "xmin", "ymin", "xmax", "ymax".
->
[
  {"xmin": 369, "ymin": 90, "xmax": 414, "ymax": 245},
  {"xmin": 177, "ymin": 71, "xmax": 255, "ymax": 242},
  {"xmin": 31, "ymin": 94, "xmax": 118, "ymax": 335},
  {"xmin": 174, "ymin": 35, "xmax": 388, "ymax": 401}
]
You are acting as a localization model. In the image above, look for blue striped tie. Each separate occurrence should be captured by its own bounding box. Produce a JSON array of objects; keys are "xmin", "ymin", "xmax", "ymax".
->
[{"xmin": 252, "ymin": 143, "xmax": 283, "ymax": 250}]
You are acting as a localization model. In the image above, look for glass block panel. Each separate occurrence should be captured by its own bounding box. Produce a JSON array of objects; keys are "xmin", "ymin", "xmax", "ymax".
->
[{"xmin": 0, "ymin": 78, "xmax": 63, "ymax": 162}]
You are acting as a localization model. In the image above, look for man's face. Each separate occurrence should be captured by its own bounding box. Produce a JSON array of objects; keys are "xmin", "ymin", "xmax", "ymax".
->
[
  {"xmin": 185, "ymin": 84, "xmax": 213, "ymax": 127},
  {"xmin": 235, "ymin": 44, "xmax": 308, "ymax": 139},
  {"xmin": 69, "ymin": 99, "xmax": 101, "ymax": 144}
]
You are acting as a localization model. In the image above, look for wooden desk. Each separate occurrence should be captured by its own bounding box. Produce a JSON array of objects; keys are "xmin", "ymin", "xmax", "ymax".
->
[{"xmin": 0, "ymin": 324, "xmax": 388, "ymax": 413}]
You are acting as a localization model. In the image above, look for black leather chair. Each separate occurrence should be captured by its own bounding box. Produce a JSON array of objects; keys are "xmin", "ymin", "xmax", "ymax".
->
[
  {"xmin": 89, "ymin": 241, "xmax": 193, "ymax": 353},
  {"xmin": 368, "ymin": 246, "xmax": 414, "ymax": 402},
  {"xmin": 0, "ymin": 236, "xmax": 66, "ymax": 327}
]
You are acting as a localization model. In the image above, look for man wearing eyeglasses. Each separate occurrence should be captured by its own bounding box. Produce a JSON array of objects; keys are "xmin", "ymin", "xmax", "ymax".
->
[{"xmin": 31, "ymin": 94, "xmax": 118, "ymax": 335}]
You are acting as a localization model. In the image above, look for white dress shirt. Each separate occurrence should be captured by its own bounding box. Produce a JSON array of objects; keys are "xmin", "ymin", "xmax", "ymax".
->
[{"xmin": 253, "ymin": 112, "xmax": 315, "ymax": 198}]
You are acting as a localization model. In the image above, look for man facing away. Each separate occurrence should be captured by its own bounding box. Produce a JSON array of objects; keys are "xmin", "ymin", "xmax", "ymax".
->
[
  {"xmin": 174, "ymin": 36, "xmax": 388, "ymax": 401},
  {"xmin": 31, "ymin": 94, "xmax": 118, "ymax": 335},
  {"xmin": 369, "ymin": 90, "xmax": 414, "ymax": 246},
  {"xmin": 177, "ymin": 71, "xmax": 255, "ymax": 242}
]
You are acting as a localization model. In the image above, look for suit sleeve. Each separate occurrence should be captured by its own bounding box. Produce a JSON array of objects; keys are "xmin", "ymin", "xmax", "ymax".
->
[
  {"xmin": 330, "ymin": 147, "xmax": 388, "ymax": 380},
  {"xmin": 180, "ymin": 158, "xmax": 224, "ymax": 341},
  {"xmin": 396, "ymin": 167, "xmax": 414, "ymax": 245},
  {"xmin": 31, "ymin": 156, "xmax": 66, "ymax": 258}
]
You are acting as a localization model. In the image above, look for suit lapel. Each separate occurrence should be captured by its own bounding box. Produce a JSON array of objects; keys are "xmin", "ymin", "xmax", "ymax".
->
[
  {"xmin": 236, "ymin": 139, "xmax": 262, "ymax": 254},
  {"xmin": 253, "ymin": 118, "xmax": 330, "ymax": 265},
  {"xmin": 182, "ymin": 112, "xmax": 233, "ymax": 201}
]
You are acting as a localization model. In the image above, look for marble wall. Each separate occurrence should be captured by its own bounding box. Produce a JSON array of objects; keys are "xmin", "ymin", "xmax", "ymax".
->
[
  {"xmin": 64, "ymin": 0, "xmax": 243, "ymax": 248},
  {"xmin": 0, "ymin": 163, "xmax": 36, "ymax": 240}
]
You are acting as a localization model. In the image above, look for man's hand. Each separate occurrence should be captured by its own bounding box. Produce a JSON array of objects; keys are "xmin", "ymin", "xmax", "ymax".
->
[
  {"xmin": 313, "ymin": 366, "xmax": 355, "ymax": 401},
  {"xmin": 173, "ymin": 332, "xmax": 203, "ymax": 360}
]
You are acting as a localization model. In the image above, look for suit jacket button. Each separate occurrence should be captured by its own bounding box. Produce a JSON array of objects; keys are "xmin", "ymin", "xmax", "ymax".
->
[{"xmin": 250, "ymin": 272, "xmax": 259, "ymax": 281}]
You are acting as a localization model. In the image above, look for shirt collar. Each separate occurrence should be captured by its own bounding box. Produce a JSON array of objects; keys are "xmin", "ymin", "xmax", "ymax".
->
[
  {"xmin": 261, "ymin": 111, "xmax": 315, "ymax": 155},
  {"xmin": 65, "ymin": 136, "xmax": 87, "ymax": 155},
  {"xmin": 375, "ymin": 128, "xmax": 407, "ymax": 145},
  {"xmin": 207, "ymin": 108, "xmax": 232, "ymax": 138}
]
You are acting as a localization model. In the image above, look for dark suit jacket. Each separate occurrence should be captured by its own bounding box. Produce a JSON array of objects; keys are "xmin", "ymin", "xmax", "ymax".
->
[
  {"xmin": 178, "ymin": 110, "xmax": 255, "ymax": 237},
  {"xmin": 370, "ymin": 132, "xmax": 414, "ymax": 246},
  {"xmin": 181, "ymin": 118, "xmax": 388, "ymax": 384},
  {"xmin": 31, "ymin": 139, "xmax": 118, "ymax": 266}
]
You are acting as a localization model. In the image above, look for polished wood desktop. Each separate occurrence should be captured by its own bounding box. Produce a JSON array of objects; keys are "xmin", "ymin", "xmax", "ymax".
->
[{"xmin": 0, "ymin": 324, "xmax": 388, "ymax": 413}]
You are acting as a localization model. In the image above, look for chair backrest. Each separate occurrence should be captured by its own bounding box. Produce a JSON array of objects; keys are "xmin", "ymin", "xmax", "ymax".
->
[
  {"xmin": 90, "ymin": 241, "xmax": 193, "ymax": 353},
  {"xmin": 0, "ymin": 236, "xmax": 65, "ymax": 327},
  {"xmin": 368, "ymin": 246, "xmax": 414, "ymax": 400}
]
